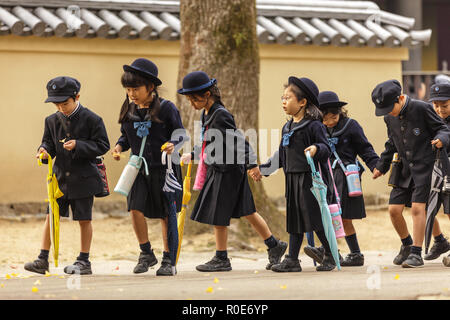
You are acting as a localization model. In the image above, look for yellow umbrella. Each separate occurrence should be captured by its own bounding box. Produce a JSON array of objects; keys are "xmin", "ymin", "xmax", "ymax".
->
[
  {"xmin": 176, "ymin": 161, "xmax": 192, "ymax": 265},
  {"xmin": 38, "ymin": 153, "xmax": 64, "ymax": 267}
]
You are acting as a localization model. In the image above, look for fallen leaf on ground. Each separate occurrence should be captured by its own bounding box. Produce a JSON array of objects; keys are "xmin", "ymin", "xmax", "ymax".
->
[
  {"xmin": 206, "ymin": 287, "xmax": 213, "ymax": 293},
  {"xmin": 31, "ymin": 286, "xmax": 39, "ymax": 293},
  {"xmin": 213, "ymin": 277, "xmax": 219, "ymax": 283},
  {"xmin": 394, "ymin": 274, "xmax": 400, "ymax": 280},
  {"xmin": 280, "ymin": 285, "xmax": 287, "ymax": 289},
  {"xmin": 33, "ymin": 280, "xmax": 41, "ymax": 285}
]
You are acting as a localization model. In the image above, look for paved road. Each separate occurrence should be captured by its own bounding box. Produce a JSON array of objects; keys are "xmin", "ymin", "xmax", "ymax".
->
[{"xmin": 0, "ymin": 251, "xmax": 449, "ymax": 300}]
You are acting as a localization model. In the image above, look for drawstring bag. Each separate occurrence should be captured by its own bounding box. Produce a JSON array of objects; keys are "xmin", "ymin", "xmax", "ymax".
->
[
  {"xmin": 95, "ymin": 156, "xmax": 110, "ymax": 197},
  {"xmin": 193, "ymin": 126, "xmax": 208, "ymax": 191}
]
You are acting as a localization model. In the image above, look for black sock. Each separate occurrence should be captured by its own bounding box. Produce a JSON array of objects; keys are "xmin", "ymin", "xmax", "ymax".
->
[
  {"xmin": 410, "ymin": 246, "xmax": 422, "ymax": 256},
  {"xmin": 345, "ymin": 233, "xmax": 361, "ymax": 254},
  {"xmin": 264, "ymin": 235, "xmax": 278, "ymax": 249},
  {"xmin": 77, "ymin": 252, "xmax": 90, "ymax": 262},
  {"xmin": 434, "ymin": 233, "xmax": 446, "ymax": 243},
  {"xmin": 216, "ymin": 250, "xmax": 228, "ymax": 260},
  {"xmin": 38, "ymin": 249, "xmax": 49, "ymax": 261},
  {"xmin": 401, "ymin": 235, "xmax": 413, "ymax": 246},
  {"xmin": 316, "ymin": 230, "xmax": 331, "ymax": 254},
  {"xmin": 163, "ymin": 251, "xmax": 170, "ymax": 259},
  {"xmin": 288, "ymin": 233, "xmax": 303, "ymax": 260},
  {"xmin": 139, "ymin": 241, "xmax": 152, "ymax": 254}
]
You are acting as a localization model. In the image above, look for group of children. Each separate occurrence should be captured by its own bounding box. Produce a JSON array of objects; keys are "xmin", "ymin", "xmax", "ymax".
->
[{"xmin": 24, "ymin": 57, "xmax": 450, "ymax": 276}]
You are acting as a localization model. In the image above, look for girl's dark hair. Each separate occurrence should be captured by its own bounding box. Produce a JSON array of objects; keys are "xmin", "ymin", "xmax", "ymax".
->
[
  {"xmin": 285, "ymin": 83, "xmax": 322, "ymax": 121},
  {"xmin": 323, "ymin": 106, "xmax": 349, "ymax": 118},
  {"xmin": 188, "ymin": 83, "xmax": 225, "ymax": 106},
  {"xmin": 118, "ymin": 71, "xmax": 162, "ymax": 123}
]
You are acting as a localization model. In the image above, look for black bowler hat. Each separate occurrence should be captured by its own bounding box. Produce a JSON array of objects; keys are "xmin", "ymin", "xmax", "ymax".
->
[
  {"xmin": 123, "ymin": 58, "xmax": 162, "ymax": 86},
  {"xmin": 318, "ymin": 91, "xmax": 347, "ymax": 110},
  {"xmin": 429, "ymin": 83, "xmax": 450, "ymax": 102},
  {"xmin": 45, "ymin": 76, "xmax": 80, "ymax": 103},
  {"xmin": 288, "ymin": 76, "xmax": 319, "ymax": 107},
  {"xmin": 177, "ymin": 71, "xmax": 217, "ymax": 95},
  {"xmin": 371, "ymin": 79, "xmax": 402, "ymax": 116}
]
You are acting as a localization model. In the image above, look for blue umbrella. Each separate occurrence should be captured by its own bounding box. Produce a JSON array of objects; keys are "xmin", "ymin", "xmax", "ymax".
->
[
  {"xmin": 161, "ymin": 151, "xmax": 183, "ymax": 275},
  {"xmin": 306, "ymin": 151, "xmax": 341, "ymax": 270}
]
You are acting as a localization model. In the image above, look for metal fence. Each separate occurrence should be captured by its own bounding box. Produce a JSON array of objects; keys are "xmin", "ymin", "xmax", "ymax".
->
[{"xmin": 403, "ymin": 68, "xmax": 450, "ymax": 101}]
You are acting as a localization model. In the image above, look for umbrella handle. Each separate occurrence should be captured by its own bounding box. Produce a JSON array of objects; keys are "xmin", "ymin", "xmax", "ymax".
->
[
  {"xmin": 305, "ymin": 151, "xmax": 316, "ymax": 172},
  {"xmin": 38, "ymin": 153, "xmax": 53, "ymax": 173},
  {"xmin": 161, "ymin": 151, "xmax": 172, "ymax": 171}
]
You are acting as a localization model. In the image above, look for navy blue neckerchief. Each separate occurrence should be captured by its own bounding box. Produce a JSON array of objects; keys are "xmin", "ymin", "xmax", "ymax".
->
[{"xmin": 282, "ymin": 119, "xmax": 311, "ymax": 147}]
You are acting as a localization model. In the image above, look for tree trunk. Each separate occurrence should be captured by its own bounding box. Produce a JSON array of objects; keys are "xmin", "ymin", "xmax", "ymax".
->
[{"xmin": 177, "ymin": 0, "xmax": 286, "ymax": 242}]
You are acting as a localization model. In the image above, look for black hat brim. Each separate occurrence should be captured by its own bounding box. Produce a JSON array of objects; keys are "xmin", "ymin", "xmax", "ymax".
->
[
  {"xmin": 288, "ymin": 77, "xmax": 319, "ymax": 107},
  {"xmin": 177, "ymin": 79, "xmax": 217, "ymax": 95},
  {"xmin": 45, "ymin": 95, "xmax": 72, "ymax": 103},
  {"xmin": 319, "ymin": 101, "xmax": 348, "ymax": 109},
  {"xmin": 123, "ymin": 65, "xmax": 162, "ymax": 86},
  {"xmin": 375, "ymin": 103, "xmax": 395, "ymax": 116},
  {"xmin": 429, "ymin": 96, "xmax": 450, "ymax": 102}
]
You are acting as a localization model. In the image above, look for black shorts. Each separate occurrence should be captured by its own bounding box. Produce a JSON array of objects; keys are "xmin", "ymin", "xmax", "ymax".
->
[
  {"xmin": 438, "ymin": 192, "xmax": 450, "ymax": 215},
  {"xmin": 47, "ymin": 196, "xmax": 94, "ymax": 221},
  {"xmin": 389, "ymin": 181, "xmax": 430, "ymax": 207}
]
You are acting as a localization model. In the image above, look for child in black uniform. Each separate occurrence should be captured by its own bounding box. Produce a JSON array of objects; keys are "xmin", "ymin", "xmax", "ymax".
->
[
  {"xmin": 425, "ymin": 82, "xmax": 450, "ymax": 265},
  {"xmin": 259, "ymin": 77, "xmax": 336, "ymax": 272},
  {"xmin": 305, "ymin": 91, "xmax": 379, "ymax": 267},
  {"xmin": 372, "ymin": 80, "xmax": 450, "ymax": 268},
  {"xmin": 112, "ymin": 58, "xmax": 188, "ymax": 276},
  {"xmin": 178, "ymin": 71, "xmax": 287, "ymax": 272},
  {"xmin": 25, "ymin": 76, "xmax": 110, "ymax": 275}
]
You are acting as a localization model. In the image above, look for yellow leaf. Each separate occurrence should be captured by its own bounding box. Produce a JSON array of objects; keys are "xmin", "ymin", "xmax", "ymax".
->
[
  {"xmin": 33, "ymin": 280, "xmax": 41, "ymax": 286},
  {"xmin": 59, "ymin": 276, "xmax": 65, "ymax": 279},
  {"xmin": 31, "ymin": 286, "xmax": 39, "ymax": 293},
  {"xmin": 44, "ymin": 271, "xmax": 51, "ymax": 277},
  {"xmin": 0, "ymin": 283, "xmax": 4, "ymax": 288},
  {"xmin": 394, "ymin": 274, "xmax": 400, "ymax": 280},
  {"xmin": 280, "ymin": 285, "xmax": 287, "ymax": 289},
  {"xmin": 5, "ymin": 274, "xmax": 11, "ymax": 280},
  {"xmin": 254, "ymin": 270, "xmax": 259, "ymax": 274},
  {"xmin": 206, "ymin": 287, "xmax": 213, "ymax": 293},
  {"xmin": 213, "ymin": 277, "xmax": 219, "ymax": 283},
  {"xmin": 11, "ymin": 273, "xmax": 18, "ymax": 277}
]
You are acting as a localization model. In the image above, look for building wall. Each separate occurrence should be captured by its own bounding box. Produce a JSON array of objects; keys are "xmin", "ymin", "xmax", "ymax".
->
[{"xmin": 0, "ymin": 36, "xmax": 407, "ymax": 203}]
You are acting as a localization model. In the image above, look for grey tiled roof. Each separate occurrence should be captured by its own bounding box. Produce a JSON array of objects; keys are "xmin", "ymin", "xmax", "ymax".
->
[{"xmin": 0, "ymin": 0, "xmax": 432, "ymax": 48}]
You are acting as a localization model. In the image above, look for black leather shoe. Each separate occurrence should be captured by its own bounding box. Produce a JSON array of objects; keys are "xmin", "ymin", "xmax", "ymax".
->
[
  {"xmin": 424, "ymin": 239, "xmax": 450, "ymax": 260},
  {"xmin": 316, "ymin": 252, "xmax": 336, "ymax": 272},
  {"xmin": 271, "ymin": 255, "xmax": 302, "ymax": 272},
  {"xmin": 393, "ymin": 245, "xmax": 411, "ymax": 265},
  {"xmin": 24, "ymin": 258, "xmax": 49, "ymax": 275},
  {"xmin": 266, "ymin": 240, "xmax": 288, "ymax": 270},
  {"xmin": 156, "ymin": 255, "xmax": 176, "ymax": 276},
  {"xmin": 133, "ymin": 251, "xmax": 158, "ymax": 274},
  {"xmin": 341, "ymin": 252, "xmax": 365, "ymax": 267},
  {"xmin": 401, "ymin": 253, "xmax": 424, "ymax": 268},
  {"xmin": 304, "ymin": 246, "xmax": 325, "ymax": 264},
  {"xmin": 196, "ymin": 256, "xmax": 232, "ymax": 272},
  {"xmin": 64, "ymin": 260, "xmax": 92, "ymax": 275}
]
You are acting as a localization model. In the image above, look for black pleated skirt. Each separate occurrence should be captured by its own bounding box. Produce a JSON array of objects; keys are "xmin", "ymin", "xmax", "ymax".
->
[
  {"xmin": 333, "ymin": 168, "xmax": 366, "ymax": 220},
  {"xmin": 285, "ymin": 172, "xmax": 324, "ymax": 234},
  {"xmin": 127, "ymin": 165, "xmax": 183, "ymax": 219},
  {"xmin": 191, "ymin": 165, "xmax": 256, "ymax": 226}
]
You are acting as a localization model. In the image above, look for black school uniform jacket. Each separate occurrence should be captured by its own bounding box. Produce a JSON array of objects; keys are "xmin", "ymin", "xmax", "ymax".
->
[
  {"xmin": 327, "ymin": 117, "xmax": 379, "ymax": 172},
  {"xmin": 39, "ymin": 104, "xmax": 110, "ymax": 199},
  {"xmin": 192, "ymin": 102, "xmax": 257, "ymax": 172},
  {"xmin": 376, "ymin": 96, "xmax": 450, "ymax": 187},
  {"xmin": 260, "ymin": 119, "xmax": 331, "ymax": 175},
  {"xmin": 116, "ymin": 99, "xmax": 188, "ymax": 167}
]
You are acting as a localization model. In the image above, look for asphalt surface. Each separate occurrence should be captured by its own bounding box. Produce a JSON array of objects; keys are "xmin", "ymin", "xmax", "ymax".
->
[{"xmin": 0, "ymin": 251, "xmax": 449, "ymax": 300}]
